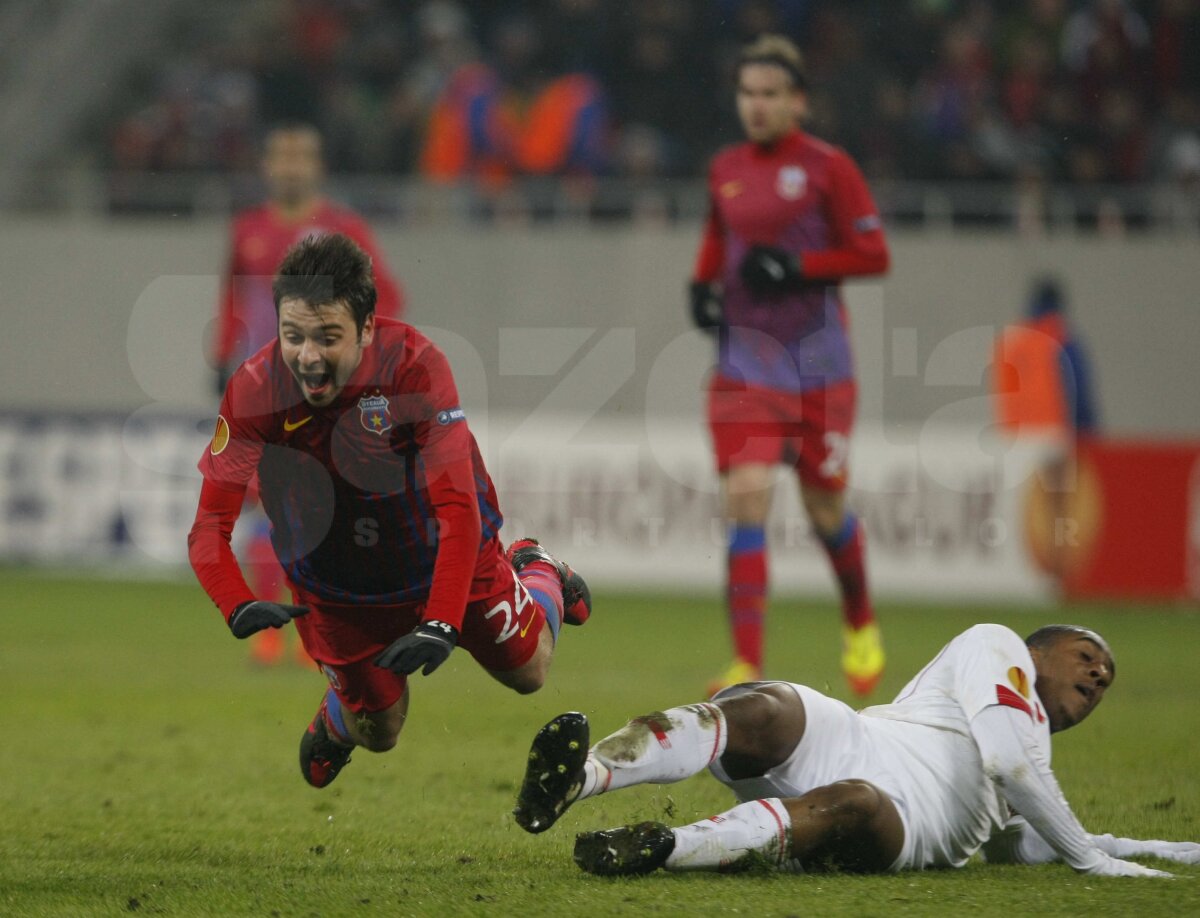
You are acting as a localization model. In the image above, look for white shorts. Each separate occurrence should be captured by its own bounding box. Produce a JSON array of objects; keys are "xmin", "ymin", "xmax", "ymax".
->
[{"xmin": 709, "ymin": 682, "xmax": 996, "ymax": 870}]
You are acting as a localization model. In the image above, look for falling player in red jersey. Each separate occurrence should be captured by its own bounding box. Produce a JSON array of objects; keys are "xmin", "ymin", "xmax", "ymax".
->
[
  {"xmin": 189, "ymin": 233, "xmax": 591, "ymax": 789},
  {"xmin": 213, "ymin": 123, "xmax": 405, "ymax": 667},
  {"xmin": 688, "ymin": 36, "xmax": 890, "ymax": 697}
]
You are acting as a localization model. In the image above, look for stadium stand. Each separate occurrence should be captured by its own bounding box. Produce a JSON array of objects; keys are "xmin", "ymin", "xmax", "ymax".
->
[{"xmin": 0, "ymin": 0, "xmax": 1197, "ymax": 228}]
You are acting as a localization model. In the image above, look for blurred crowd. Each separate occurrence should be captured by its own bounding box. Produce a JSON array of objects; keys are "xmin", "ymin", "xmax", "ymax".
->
[{"xmin": 108, "ymin": 0, "xmax": 1200, "ymax": 189}]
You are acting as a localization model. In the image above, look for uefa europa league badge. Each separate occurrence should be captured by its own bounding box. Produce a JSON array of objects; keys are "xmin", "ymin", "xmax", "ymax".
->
[{"xmin": 358, "ymin": 394, "xmax": 393, "ymax": 435}]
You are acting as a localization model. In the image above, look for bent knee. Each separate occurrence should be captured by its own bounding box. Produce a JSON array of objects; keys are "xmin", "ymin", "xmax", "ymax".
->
[
  {"xmin": 508, "ymin": 673, "xmax": 545, "ymax": 695},
  {"xmin": 360, "ymin": 733, "xmax": 399, "ymax": 753},
  {"xmin": 719, "ymin": 685, "xmax": 804, "ymax": 764},
  {"xmin": 498, "ymin": 659, "xmax": 549, "ymax": 695},
  {"xmin": 820, "ymin": 780, "xmax": 885, "ymax": 822}
]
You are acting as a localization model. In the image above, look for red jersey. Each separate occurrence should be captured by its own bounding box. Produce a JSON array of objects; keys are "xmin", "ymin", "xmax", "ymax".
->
[
  {"xmin": 189, "ymin": 318, "xmax": 502, "ymax": 629},
  {"xmin": 214, "ymin": 200, "xmax": 405, "ymax": 370},
  {"xmin": 694, "ymin": 129, "xmax": 888, "ymax": 392}
]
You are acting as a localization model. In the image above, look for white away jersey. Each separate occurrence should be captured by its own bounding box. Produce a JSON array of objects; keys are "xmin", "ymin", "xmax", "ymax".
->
[{"xmin": 861, "ymin": 623, "xmax": 1050, "ymax": 740}]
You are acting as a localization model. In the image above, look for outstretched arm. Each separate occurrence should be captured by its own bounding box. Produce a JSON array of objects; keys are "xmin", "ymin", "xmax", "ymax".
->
[
  {"xmin": 971, "ymin": 705, "xmax": 1173, "ymax": 877},
  {"xmin": 984, "ymin": 815, "xmax": 1200, "ymax": 867},
  {"xmin": 187, "ymin": 478, "xmax": 255, "ymax": 621}
]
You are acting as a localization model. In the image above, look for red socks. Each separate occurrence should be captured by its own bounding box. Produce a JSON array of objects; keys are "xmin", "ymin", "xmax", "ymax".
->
[
  {"xmin": 820, "ymin": 514, "xmax": 874, "ymax": 630},
  {"xmin": 727, "ymin": 525, "xmax": 767, "ymax": 668}
]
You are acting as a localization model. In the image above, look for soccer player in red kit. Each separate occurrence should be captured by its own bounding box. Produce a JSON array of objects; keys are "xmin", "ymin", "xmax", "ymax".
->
[
  {"xmin": 689, "ymin": 36, "xmax": 890, "ymax": 697},
  {"xmin": 189, "ymin": 233, "xmax": 591, "ymax": 788},
  {"xmin": 213, "ymin": 123, "xmax": 404, "ymax": 667}
]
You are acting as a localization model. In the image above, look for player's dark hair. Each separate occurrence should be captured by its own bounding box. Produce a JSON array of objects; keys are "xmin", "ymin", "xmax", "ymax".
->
[
  {"xmin": 737, "ymin": 34, "xmax": 808, "ymax": 90},
  {"xmin": 1026, "ymin": 625, "xmax": 1115, "ymax": 678},
  {"xmin": 273, "ymin": 233, "xmax": 377, "ymax": 332}
]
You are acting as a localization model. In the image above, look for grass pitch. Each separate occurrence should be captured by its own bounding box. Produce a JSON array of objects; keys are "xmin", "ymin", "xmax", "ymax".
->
[{"xmin": 1, "ymin": 570, "xmax": 1197, "ymax": 917}]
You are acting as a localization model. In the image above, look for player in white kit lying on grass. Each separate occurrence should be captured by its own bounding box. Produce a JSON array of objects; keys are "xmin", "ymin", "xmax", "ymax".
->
[{"xmin": 514, "ymin": 624, "xmax": 1200, "ymax": 877}]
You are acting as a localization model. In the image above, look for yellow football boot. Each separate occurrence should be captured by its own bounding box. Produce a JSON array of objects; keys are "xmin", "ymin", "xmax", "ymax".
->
[
  {"xmin": 842, "ymin": 622, "xmax": 885, "ymax": 697},
  {"xmin": 706, "ymin": 657, "xmax": 762, "ymax": 698}
]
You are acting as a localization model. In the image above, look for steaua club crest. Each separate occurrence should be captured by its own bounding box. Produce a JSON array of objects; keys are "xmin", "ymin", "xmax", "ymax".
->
[
  {"xmin": 776, "ymin": 165, "xmax": 807, "ymax": 201},
  {"xmin": 358, "ymin": 394, "xmax": 393, "ymax": 435}
]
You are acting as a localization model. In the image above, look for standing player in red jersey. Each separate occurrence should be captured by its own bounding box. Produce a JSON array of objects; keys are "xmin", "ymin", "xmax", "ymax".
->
[
  {"xmin": 213, "ymin": 123, "xmax": 405, "ymax": 667},
  {"xmin": 189, "ymin": 233, "xmax": 591, "ymax": 789},
  {"xmin": 689, "ymin": 36, "xmax": 890, "ymax": 697}
]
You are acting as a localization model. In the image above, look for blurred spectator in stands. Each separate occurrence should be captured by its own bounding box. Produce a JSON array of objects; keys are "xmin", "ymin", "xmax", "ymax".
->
[
  {"xmin": 996, "ymin": 0, "xmax": 1069, "ymax": 68},
  {"xmin": 607, "ymin": 0, "xmax": 719, "ymax": 176},
  {"xmin": 517, "ymin": 73, "xmax": 611, "ymax": 177},
  {"xmin": 99, "ymin": 0, "xmax": 1200, "ymax": 213},
  {"xmin": 1151, "ymin": 128, "xmax": 1200, "ymax": 231},
  {"xmin": 1001, "ymin": 32, "xmax": 1055, "ymax": 131},
  {"xmin": 912, "ymin": 21, "xmax": 994, "ymax": 178},
  {"xmin": 540, "ymin": 0, "xmax": 613, "ymax": 74},
  {"xmin": 1097, "ymin": 87, "xmax": 1149, "ymax": 181},
  {"xmin": 1149, "ymin": 0, "xmax": 1200, "ymax": 104},
  {"xmin": 1063, "ymin": 0, "xmax": 1150, "ymax": 112},
  {"xmin": 419, "ymin": 58, "xmax": 518, "ymax": 191}
]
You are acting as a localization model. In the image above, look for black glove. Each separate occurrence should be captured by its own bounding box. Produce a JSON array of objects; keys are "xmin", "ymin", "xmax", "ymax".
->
[
  {"xmin": 739, "ymin": 245, "xmax": 803, "ymax": 295},
  {"xmin": 228, "ymin": 600, "xmax": 309, "ymax": 639},
  {"xmin": 689, "ymin": 281, "xmax": 724, "ymax": 332},
  {"xmin": 374, "ymin": 620, "xmax": 459, "ymax": 676}
]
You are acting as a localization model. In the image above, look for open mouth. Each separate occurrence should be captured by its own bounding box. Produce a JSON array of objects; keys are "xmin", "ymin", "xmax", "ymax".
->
[
  {"xmin": 301, "ymin": 371, "xmax": 333, "ymax": 397},
  {"xmin": 1075, "ymin": 684, "xmax": 1092, "ymax": 702}
]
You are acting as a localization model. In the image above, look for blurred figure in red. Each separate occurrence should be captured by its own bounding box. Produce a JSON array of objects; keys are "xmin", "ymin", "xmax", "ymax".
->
[{"xmin": 689, "ymin": 35, "xmax": 890, "ymax": 698}]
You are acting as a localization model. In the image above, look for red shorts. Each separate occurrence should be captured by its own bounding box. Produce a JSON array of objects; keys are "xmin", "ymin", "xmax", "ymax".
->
[
  {"xmin": 289, "ymin": 540, "xmax": 544, "ymax": 713},
  {"xmin": 706, "ymin": 374, "xmax": 857, "ymax": 490}
]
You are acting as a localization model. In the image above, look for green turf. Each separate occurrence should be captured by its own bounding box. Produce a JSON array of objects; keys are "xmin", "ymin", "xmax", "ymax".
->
[{"xmin": 1, "ymin": 570, "xmax": 1197, "ymax": 917}]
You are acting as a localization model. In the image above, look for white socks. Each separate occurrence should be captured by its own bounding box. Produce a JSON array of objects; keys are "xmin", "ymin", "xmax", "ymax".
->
[
  {"xmin": 666, "ymin": 798, "xmax": 793, "ymax": 871},
  {"xmin": 576, "ymin": 703, "xmax": 728, "ymax": 800}
]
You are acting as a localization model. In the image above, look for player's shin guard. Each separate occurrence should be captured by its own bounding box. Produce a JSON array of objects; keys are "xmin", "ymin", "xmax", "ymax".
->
[
  {"xmin": 578, "ymin": 703, "xmax": 728, "ymax": 799},
  {"xmin": 819, "ymin": 514, "xmax": 873, "ymax": 629},
  {"xmin": 666, "ymin": 798, "xmax": 792, "ymax": 872},
  {"xmin": 727, "ymin": 525, "xmax": 767, "ymax": 669}
]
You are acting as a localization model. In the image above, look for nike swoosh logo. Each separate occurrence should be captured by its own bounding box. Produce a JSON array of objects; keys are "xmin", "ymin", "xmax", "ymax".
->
[
  {"xmin": 519, "ymin": 616, "xmax": 533, "ymax": 639},
  {"xmin": 283, "ymin": 416, "xmax": 313, "ymax": 431}
]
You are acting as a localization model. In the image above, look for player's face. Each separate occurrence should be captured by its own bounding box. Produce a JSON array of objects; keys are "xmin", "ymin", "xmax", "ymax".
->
[
  {"xmin": 736, "ymin": 63, "xmax": 806, "ymax": 145},
  {"xmin": 1032, "ymin": 635, "xmax": 1114, "ymax": 733},
  {"xmin": 278, "ymin": 298, "xmax": 375, "ymax": 407},
  {"xmin": 263, "ymin": 130, "xmax": 323, "ymax": 207}
]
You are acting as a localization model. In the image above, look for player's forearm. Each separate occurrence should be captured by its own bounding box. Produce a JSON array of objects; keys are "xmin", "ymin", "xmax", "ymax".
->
[
  {"xmin": 987, "ymin": 821, "xmax": 1198, "ymax": 866},
  {"xmin": 1088, "ymin": 834, "xmax": 1166, "ymax": 859},
  {"xmin": 692, "ymin": 206, "xmax": 724, "ymax": 284},
  {"xmin": 800, "ymin": 243, "xmax": 889, "ymax": 281},
  {"xmin": 188, "ymin": 480, "xmax": 255, "ymax": 621},
  {"xmin": 422, "ymin": 473, "xmax": 482, "ymax": 630},
  {"xmin": 972, "ymin": 706, "xmax": 1104, "ymax": 872}
]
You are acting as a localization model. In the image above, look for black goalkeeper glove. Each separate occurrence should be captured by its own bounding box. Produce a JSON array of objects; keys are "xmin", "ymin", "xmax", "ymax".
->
[
  {"xmin": 374, "ymin": 620, "xmax": 459, "ymax": 676},
  {"xmin": 689, "ymin": 281, "xmax": 724, "ymax": 332},
  {"xmin": 228, "ymin": 600, "xmax": 309, "ymax": 639},
  {"xmin": 739, "ymin": 244, "xmax": 804, "ymax": 296}
]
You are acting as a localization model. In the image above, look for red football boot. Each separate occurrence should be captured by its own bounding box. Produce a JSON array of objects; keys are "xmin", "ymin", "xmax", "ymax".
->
[
  {"xmin": 506, "ymin": 538, "xmax": 592, "ymax": 626},
  {"xmin": 299, "ymin": 697, "xmax": 353, "ymax": 788}
]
